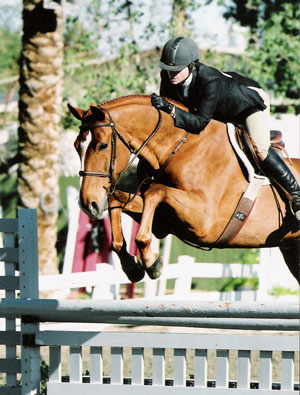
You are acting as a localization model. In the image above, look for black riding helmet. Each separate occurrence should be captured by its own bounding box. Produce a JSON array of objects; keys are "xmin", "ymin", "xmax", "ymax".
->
[{"xmin": 159, "ymin": 37, "xmax": 199, "ymax": 71}]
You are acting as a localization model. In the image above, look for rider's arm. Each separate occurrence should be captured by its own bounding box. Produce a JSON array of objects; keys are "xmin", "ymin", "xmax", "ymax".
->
[{"xmin": 174, "ymin": 78, "xmax": 221, "ymax": 134}]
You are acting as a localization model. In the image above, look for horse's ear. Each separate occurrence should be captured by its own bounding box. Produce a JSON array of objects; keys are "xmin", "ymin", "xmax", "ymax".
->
[
  {"xmin": 90, "ymin": 105, "xmax": 105, "ymax": 120},
  {"xmin": 67, "ymin": 103, "xmax": 86, "ymax": 120}
]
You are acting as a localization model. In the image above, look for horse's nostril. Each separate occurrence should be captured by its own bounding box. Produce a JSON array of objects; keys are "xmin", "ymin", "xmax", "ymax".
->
[
  {"xmin": 91, "ymin": 201, "xmax": 98, "ymax": 212},
  {"xmin": 86, "ymin": 199, "xmax": 106, "ymax": 219}
]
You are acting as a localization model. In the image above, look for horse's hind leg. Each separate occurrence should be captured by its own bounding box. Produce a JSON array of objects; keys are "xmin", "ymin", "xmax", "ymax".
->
[
  {"xmin": 109, "ymin": 191, "xmax": 145, "ymax": 283},
  {"xmin": 279, "ymin": 243, "xmax": 300, "ymax": 284}
]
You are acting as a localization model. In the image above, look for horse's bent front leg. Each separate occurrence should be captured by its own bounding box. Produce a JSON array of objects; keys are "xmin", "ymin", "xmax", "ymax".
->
[
  {"xmin": 135, "ymin": 185, "xmax": 166, "ymax": 279},
  {"xmin": 109, "ymin": 191, "xmax": 145, "ymax": 283}
]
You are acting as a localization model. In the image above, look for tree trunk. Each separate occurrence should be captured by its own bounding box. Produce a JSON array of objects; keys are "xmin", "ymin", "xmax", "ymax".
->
[
  {"xmin": 170, "ymin": 1, "xmax": 189, "ymax": 37},
  {"xmin": 18, "ymin": 0, "xmax": 63, "ymax": 276}
]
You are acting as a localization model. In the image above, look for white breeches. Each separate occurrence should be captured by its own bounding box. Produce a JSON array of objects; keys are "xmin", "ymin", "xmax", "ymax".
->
[{"xmin": 245, "ymin": 87, "xmax": 270, "ymax": 160}]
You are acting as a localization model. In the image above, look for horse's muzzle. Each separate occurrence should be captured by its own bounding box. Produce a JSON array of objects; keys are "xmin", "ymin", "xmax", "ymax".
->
[{"xmin": 79, "ymin": 193, "xmax": 108, "ymax": 220}]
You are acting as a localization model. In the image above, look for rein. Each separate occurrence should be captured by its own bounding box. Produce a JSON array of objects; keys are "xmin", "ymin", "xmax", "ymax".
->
[{"xmin": 78, "ymin": 107, "xmax": 162, "ymax": 196}]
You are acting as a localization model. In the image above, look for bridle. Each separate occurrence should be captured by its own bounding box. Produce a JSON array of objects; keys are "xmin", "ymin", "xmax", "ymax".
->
[{"xmin": 78, "ymin": 106, "xmax": 162, "ymax": 196}]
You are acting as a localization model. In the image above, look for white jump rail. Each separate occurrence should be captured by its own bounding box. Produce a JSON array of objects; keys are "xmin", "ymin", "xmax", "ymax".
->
[
  {"xmin": 1, "ymin": 209, "xmax": 299, "ymax": 394},
  {"xmin": 39, "ymin": 255, "xmax": 262, "ymax": 301}
]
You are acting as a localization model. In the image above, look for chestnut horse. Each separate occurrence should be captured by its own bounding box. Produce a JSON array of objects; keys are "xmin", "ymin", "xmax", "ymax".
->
[{"xmin": 68, "ymin": 96, "xmax": 299, "ymax": 284}]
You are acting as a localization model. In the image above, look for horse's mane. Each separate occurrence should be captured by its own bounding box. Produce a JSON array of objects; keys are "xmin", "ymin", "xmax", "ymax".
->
[
  {"xmin": 99, "ymin": 95, "xmax": 150, "ymax": 108},
  {"xmin": 98, "ymin": 94, "xmax": 187, "ymax": 111}
]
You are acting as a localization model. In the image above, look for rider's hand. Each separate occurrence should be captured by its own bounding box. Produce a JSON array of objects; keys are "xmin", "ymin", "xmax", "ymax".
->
[{"xmin": 151, "ymin": 93, "xmax": 175, "ymax": 115}]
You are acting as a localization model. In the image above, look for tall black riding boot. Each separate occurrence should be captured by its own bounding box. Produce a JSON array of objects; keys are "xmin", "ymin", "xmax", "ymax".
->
[{"xmin": 261, "ymin": 147, "xmax": 300, "ymax": 220}]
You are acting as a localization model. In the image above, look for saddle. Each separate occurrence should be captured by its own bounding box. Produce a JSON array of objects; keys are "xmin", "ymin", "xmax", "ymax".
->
[{"xmin": 235, "ymin": 127, "xmax": 292, "ymax": 175}]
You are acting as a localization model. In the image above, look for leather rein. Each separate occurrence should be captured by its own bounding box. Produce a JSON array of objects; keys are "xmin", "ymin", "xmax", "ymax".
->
[
  {"xmin": 78, "ymin": 106, "xmax": 162, "ymax": 196},
  {"xmin": 78, "ymin": 106, "xmax": 190, "ymax": 199}
]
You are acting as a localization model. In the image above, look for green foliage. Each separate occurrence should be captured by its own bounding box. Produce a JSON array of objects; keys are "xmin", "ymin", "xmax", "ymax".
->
[
  {"xmin": 40, "ymin": 358, "xmax": 49, "ymax": 395},
  {"xmin": 0, "ymin": 28, "xmax": 20, "ymax": 79},
  {"xmin": 0, "ymin": 4, "xmax": 21, "ymax": 104},
  {"xmin": 245, "ymin": 2, "xmax": 299, "ymax": 108},
  {"xmin": 270, "ymin": 286, "xmax": 299, "ymax": 297},
  {"xmin": 62, "ymin": 44, "xmax": 159, "ymax": 129},
  {"xmin": 0, "ymin": 174, "xmax": 18, "ymax": 217},
  {"xmin": 168, "ymin": 239, "xmax": 259, "ymax": 292},
  {"xmin": 207, "ymin": 0, "xmax": 300, "ymax": 113},
  {"xmin": 62, "ymin": 1, "xmax": 160, "ymax": 129},
  {"xmin": 219, "ymin": 277, "xmax": 258, "ymax": 292},
  {"xmin": 169, "ymin": 237, "xmax": 259, "ymax": 265}
]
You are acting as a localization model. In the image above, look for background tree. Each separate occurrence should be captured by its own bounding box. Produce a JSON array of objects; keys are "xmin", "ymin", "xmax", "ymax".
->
[
  {"xmin": 169, "ymin": 0, "xmax": 206, "ymax": 36},
  {"xmin": 18, "ymin": 0, "xmax": 64, "ymax": 276},
  {"xmin": 209, "ymin": 0, "xmax": 299, "ymax": 113}
]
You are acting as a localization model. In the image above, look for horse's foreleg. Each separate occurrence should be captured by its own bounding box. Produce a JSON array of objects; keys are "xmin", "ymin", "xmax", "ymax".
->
[
  {"xmin": 135, "ymin": 184, "xmax": 210, "ymax": 279},
  {"xmin": 109, "ymin": 191, "xmax": 145, "ymax": 283},
  {"xmin": 135, "ymin": 185, "xmax": 166, "ymax": 279}
]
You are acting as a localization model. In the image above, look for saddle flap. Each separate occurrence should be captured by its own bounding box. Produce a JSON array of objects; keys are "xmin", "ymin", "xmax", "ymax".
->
[
  {"xmin": 227, "ymin": 124, "xmax": 268, "ymax": 184},
  {"xmin": 234, "ymin": 127, "xmax": 292, "ymax": 175}
]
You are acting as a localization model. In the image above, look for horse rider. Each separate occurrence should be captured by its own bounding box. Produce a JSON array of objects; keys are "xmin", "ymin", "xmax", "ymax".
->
[{"xmin": 151, "ymin": 36, "xmax": 300, "ymax": 220}]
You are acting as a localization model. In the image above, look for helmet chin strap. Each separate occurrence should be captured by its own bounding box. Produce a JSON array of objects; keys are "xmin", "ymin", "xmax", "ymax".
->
[
  {"xmin": 178, "ymin": 66, "xmax": 194, "ymax": 93},
  {"xmin": 181, "ymin": 70, "xmax": 193, "ymax": 86}
]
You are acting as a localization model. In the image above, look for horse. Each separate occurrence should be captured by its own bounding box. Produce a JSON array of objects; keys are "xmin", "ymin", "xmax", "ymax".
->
[{"xmin": 68, "ymin": 95, "xmax": 300, "ymax": 284}]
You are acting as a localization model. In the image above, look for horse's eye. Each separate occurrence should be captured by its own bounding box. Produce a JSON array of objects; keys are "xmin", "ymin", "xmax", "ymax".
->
[{"xmin": 98, "ymin": 143, "xmax": 108, "ymax": 152}]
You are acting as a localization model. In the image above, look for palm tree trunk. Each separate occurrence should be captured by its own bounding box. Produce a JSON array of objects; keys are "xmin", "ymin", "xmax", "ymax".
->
[{"xmin": 18, "ymin": 0, "xmax": 63, "ymax": 276}]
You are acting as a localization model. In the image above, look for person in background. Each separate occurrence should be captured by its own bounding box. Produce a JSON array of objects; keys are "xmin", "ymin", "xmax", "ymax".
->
[{"xmin": 151, "ymin": 36, "xmax": 300, "ymax": 220}]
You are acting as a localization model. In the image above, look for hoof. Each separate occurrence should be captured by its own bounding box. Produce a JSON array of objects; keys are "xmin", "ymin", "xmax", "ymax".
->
[
  {"xmin": 123, "ymin": 257, "xmax": 145, "ymax": 283},
  {"xmin": 145, "ymin": 255, "xmax": 163, "ymax": 279}
]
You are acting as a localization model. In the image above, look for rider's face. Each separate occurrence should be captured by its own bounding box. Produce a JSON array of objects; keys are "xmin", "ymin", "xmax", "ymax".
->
[{"xmin": 168, "ymin": 67, "xmax": 189, "ymax": 85}]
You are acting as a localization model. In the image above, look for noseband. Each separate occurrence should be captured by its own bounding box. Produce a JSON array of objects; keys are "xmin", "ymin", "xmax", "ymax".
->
[{"xmin": 78, "ymin": 106, "xmax": 162, "ymax": 196}]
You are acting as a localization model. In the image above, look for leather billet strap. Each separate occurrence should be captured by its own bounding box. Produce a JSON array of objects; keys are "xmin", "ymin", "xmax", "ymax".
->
[{"xmin": 215, "ymin": 176, "xmax": 266, "ymax": 247}]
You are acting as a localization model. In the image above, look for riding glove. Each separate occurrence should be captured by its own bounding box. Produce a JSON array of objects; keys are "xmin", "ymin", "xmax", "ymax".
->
[{"xmin": 151, "ymin": 93, "xmax": 175, "ymax": 116}]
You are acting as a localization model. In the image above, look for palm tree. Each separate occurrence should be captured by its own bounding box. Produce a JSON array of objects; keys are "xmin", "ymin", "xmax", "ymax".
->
[{"xmin": 18, "ymin": 0, "xmax": 63, "ymax": 277}]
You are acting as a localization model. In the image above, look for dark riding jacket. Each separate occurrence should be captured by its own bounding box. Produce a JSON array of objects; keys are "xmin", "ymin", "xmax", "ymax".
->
[{"xmin": 159, "ymin": 62, "xmax": 267, "ymax": 134}]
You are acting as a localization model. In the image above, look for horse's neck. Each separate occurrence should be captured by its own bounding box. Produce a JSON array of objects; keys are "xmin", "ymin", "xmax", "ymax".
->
[
  {"xmin": 114, "ymin": 105, "xmax": 172, "ymax": 169},
  {"xmin": 113, "ymin": 104, "xmax": 242, "ymax": 188}
]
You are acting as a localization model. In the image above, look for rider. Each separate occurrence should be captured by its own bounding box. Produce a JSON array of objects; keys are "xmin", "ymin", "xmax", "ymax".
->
[{"xmin": 151, "ymin": 36, "xmax": 300, "ymax": 220}]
